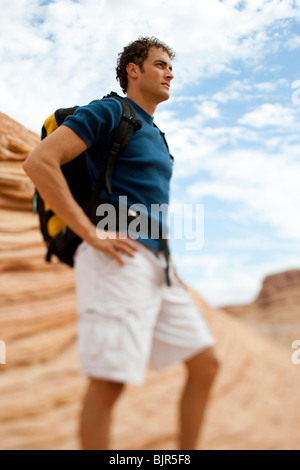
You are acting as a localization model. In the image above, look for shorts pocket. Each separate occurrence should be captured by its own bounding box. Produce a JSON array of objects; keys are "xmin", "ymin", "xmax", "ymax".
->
[
  {"xmin": 78, "ymin": 306, "xmax": 126, "ymax": 373},
  {"xmin": 76, "ymin": 243, "xmax": 127, "ymax": 320}
]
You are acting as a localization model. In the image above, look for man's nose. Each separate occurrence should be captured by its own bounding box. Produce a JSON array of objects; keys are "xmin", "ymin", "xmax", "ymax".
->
[{"xmin": 166, "ymin": 69, "xmax": 174, "ymax": 81}]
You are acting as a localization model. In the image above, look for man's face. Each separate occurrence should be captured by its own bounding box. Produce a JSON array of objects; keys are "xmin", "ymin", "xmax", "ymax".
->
[{"xmin": 135, "ymin": 47, "xmax": 174, "ymax": 104}]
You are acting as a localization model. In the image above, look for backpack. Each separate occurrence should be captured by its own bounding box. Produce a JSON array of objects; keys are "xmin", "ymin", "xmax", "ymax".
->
[{"xmin": 34, "ymin": 92, "xmax": 142, "ymax": 267}]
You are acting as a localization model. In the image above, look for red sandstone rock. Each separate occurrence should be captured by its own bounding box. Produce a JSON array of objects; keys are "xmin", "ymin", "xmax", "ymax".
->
[{"xmin": 256, "ymin": 270, "xmax": 300, "ymax": 302}]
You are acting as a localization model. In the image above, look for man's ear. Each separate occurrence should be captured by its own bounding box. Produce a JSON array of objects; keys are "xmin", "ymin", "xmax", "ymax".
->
[{"xmin": 126, "ymin": 62, "xmax": 139, "ymax": 79}]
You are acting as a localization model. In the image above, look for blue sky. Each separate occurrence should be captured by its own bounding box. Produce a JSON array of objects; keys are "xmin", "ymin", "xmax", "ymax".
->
[{"xmin": 1, "ymin": 0, "xmax": 300, "ymax": 306}]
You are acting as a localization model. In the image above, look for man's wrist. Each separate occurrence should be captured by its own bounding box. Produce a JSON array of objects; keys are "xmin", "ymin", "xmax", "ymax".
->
[{"xmin": 85, "ymin": 223, "xmax": 98, "ymax": 246}]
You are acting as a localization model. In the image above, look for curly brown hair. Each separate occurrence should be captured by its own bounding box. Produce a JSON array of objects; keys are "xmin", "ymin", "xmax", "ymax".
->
[{"xmin": 116, "ymin": 36, "xmax": 175, "ymax": 94}]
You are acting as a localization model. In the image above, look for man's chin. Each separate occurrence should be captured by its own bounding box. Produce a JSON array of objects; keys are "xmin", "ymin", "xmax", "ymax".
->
[{"xmin": 158, "ymin": 90, "xmax": 170, "ymax": 102}]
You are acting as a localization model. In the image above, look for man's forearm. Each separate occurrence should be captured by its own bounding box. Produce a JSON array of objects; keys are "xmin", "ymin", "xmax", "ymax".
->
[{"xmin": 23, "ymin": 151, "xmax": 95, "ymax": 244}]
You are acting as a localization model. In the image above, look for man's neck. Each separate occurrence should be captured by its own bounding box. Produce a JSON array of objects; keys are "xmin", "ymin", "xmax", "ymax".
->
[{"xmin": 126, "ymin": 91, "xmax": 158, "ymax": 117}]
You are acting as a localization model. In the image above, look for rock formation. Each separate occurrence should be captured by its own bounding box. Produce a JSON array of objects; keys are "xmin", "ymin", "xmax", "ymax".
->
[
  {"xmin": 1, "ymin": 111, "xmax": 300, "ymax": 450},
  {"xmin": 256, "ymin": 270, "xmax": 300, "ymax": 302},
  {"xmin": 222, "ymin": 270, "xmax": 300, "ymax": 348}
]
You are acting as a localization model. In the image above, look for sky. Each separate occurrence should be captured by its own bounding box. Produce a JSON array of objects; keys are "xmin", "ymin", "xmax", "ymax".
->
[{"xmin": 1, "ymin": 0, "xmax": 300, "ymax": 307}]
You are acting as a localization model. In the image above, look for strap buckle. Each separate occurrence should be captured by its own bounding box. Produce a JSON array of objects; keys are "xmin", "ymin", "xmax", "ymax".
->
[{"xmin": 122, "ymin": 114, "xmax": 142, "ymax": 130}]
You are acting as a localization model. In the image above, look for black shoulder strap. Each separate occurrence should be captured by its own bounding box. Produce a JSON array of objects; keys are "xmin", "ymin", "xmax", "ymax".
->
[
  {"xmin": 103, "ymin": 92, "xmax": 142, "ymax": 196},
  {"xmin": 87, "ymin": 92, "xmax": 142, "ymax": 209},
  {"xmin": 154, "ymin": 123, "xmax": 174, "ymax": 164}
]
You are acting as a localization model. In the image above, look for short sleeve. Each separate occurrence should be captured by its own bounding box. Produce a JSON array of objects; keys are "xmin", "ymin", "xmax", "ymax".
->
[{"xmin": 62, "ymin": 98, "xmax": 123, "ymax": 149}]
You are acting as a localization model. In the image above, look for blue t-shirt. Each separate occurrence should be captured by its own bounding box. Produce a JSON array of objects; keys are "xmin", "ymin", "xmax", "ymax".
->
[{"xmin": 63, "ymin": 96, "xmax": 173, "ymax": 251}]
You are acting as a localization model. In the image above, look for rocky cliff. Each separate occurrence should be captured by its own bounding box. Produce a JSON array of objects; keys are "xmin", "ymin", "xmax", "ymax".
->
[
  {"xmin": 1, "ymin": 112, "xmax": 300, "ymax": 450},
  {"xmin": 222, "ymin": 270, "xmax": 300, "ymax": 347},
  {"xmin": 257, "ymin": 270, "xmax": 300, "ymax": 302}
]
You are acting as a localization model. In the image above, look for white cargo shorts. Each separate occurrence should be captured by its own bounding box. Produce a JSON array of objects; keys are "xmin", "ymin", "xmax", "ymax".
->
[{"xmin": 74, "ymin": 241, "xmax": 215, "ymax": 385}]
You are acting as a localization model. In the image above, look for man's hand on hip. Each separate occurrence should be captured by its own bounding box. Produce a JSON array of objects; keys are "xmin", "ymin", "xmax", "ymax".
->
[{"xmin": 86, "ymin": 227, "xmax": 139, "ymax": 266}]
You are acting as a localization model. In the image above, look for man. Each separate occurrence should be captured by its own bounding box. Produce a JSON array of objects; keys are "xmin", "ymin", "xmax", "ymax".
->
[{"xmin": 23, "ymin": 37, "xmax": 220, "ymax": 450}]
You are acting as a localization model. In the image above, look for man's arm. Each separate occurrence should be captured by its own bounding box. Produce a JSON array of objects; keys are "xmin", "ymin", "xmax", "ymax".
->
[{"xmin": 23, "ymin": 125, "xmax": 138, "ymax": 265}]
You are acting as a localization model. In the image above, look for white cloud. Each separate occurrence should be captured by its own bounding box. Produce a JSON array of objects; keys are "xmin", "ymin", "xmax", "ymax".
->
[
  {"xmin": 286, "ymin": 34, "xmax": 300, "ymax": 50},
  {"xmin": 195, "ymin": 101, "xmax": 220, "ymax": 121},
  {"xmin": 1, "ymin": 0, "xmax": 299, "ymax": 131},
  {"xmin": 238, "ymin": 103, "xmax": 298, "ymax": 128},
  {"xmin": 255, "ymin": 79, "xmax": 289, "ymax": 92},
  {"xmin": 213, "ymin": 78, "xmax": 290, "ymax": 103},
  {"xmin": 187, "ymin": 146, "xmax": 300, "ymax": 240}
]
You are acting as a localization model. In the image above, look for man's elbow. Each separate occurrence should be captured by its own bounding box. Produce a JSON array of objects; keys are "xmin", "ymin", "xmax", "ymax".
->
[
  {"xmin": 23, "ymin": 147, "xmax": 48, "ymax": 183},
  {"xmin": 23, "ymin": 151, "xmax": 37, "ymax": 179}
]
